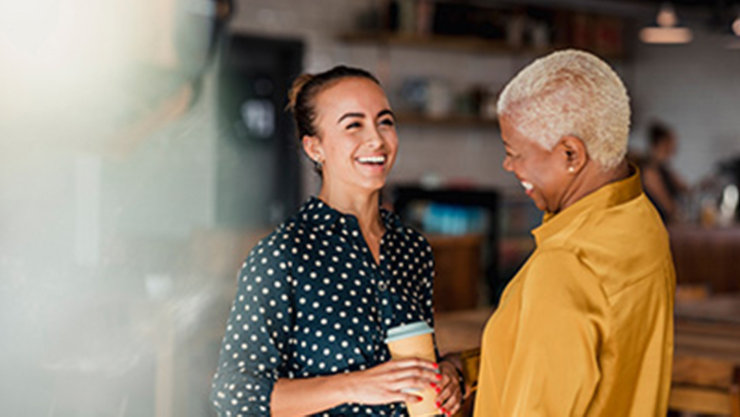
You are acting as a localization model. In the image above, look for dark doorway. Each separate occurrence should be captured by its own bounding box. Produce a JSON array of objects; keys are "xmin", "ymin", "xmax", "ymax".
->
[{"xmin": 216, "ymin": 34, "xmax": 304, "ymax": 228}]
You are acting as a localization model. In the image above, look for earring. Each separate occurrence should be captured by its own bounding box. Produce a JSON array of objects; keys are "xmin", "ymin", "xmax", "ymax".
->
[
  {"xmin": 568, "ymin": 166, "xmax": 575, "ymax": 173},
  {"xmin": 314, "ymin": 159, "xmax": 323, "ymax": 170}
]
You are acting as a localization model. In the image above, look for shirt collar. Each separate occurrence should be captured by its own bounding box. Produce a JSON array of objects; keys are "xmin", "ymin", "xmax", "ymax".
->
[
  {"xmin": 299, "ymin": 196, "xmax": 404, "ymax": 233},
  {"xmin": 532, "ymin": 164, "xmax": 644, "ymax": 246}
]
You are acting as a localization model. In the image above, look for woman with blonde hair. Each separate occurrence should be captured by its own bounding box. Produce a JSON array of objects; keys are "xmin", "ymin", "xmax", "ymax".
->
[{"xmin": 475, "ymin": 50, "xmax": 675, "ymax": 416}]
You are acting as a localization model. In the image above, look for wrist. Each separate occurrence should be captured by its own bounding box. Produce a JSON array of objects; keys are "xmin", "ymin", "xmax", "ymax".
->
[{"xmin": 329, "ymin": 371, "xmax": 358, "ymax": 404}]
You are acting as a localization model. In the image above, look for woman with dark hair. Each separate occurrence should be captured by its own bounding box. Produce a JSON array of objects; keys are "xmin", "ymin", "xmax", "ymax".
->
[
  {"xmin": 210, "ymin": 66, "xmax": 463, "ymax": 416},
  {"xmin": 642, "ymin": 121, "xmax": 688, "ymax": 222}
]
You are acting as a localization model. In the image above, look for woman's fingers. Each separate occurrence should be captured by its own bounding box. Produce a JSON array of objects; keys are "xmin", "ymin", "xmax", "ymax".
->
[
  {"xmin": 378, "ymin": 389, "xmax": 424, "ymax": 405},
  {"xmin": 349, "ymin": 359, "xmax": 446, "ymax": 406},
  {"xmin": 386, "ymin": 357, "xmax": 439, "ymax": 371},
  {"xmin": 435, "ymin": 364, "xmax": 462, "ymax": 416},
  {"xmin": 385, "ymin": 373, "xmax": 438, "ymax": 392},
  {"xmin": 384, "ymin": 362, "xmax": 440, "ymax": 385},
  {"xmin": 438, "ymin": 383, "xmax": 460, "ymax": 414}
]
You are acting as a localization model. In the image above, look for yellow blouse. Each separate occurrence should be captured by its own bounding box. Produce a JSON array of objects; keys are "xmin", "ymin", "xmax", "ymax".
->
[{"xmin": 474, "ymin": 169, "xmax": 675, "ymax": 417}]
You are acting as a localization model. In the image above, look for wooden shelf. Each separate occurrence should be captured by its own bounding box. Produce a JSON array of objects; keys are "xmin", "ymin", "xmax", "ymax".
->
[
  {"xmin": 339, "ymin": 31, "xmax": 550, "ymax": 55},
  {"xmin": 396, "ymin": 112, "xmax": 498, "ymax": 128},
  {"xmin": 339, "ymin": 32, "xmax": 627, "ymax": 60}
]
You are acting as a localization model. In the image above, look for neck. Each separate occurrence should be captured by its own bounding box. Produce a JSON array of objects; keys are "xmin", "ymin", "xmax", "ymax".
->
[
  {"xmin": 557, "ymin": 159, "xmax": 631, "ymax": 213},
  {"xmin": 318, "ymin": 183, "xmax": 384, "ymax": 236}
]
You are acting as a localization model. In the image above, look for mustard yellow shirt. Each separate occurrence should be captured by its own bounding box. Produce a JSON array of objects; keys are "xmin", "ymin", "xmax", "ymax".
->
[{"xmin": 474, "ymin": 169, "xmax": 675, "ymax": 417}]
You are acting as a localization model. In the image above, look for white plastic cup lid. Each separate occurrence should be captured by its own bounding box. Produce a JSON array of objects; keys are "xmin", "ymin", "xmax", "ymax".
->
[{"xmin": 384, "ymin": 321, "xmax": 433, "ymax": 344}]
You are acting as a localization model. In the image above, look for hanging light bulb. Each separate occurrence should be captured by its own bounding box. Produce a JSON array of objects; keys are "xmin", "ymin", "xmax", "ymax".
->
[
  {"xmin": 656, "ymin": 3, "xmax": 678, "ymax": 27},
  {"xmin": 726, "ymin": 8, "xmax": 740, "ymax": 49},
  {"xmin": 640, "ymin": 2, "xmax": 693, "ymax": 44}
]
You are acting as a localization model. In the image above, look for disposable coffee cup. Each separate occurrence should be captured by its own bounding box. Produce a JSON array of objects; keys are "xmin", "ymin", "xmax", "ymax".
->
[{"xmin": 385, "ymin": 321, "xmax": 439, "ymax": 417}]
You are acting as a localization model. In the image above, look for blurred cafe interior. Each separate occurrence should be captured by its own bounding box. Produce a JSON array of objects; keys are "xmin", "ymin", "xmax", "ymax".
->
[{"xmin": 2, "ymin": 0, "xmax": 740, "ymax": 416}]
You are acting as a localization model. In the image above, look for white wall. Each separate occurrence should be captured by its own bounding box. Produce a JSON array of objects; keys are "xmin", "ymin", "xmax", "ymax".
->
[
  {"xmin": 233, "ymin": 0, "xmax": 740, "ymax": 192},
  {"xmin": 630, "ymin": 25, "xmax": 740, "ymax": 183},
  {"xmin": 232, "ymin": 0, "xmax": 524, "ymax": 197}
]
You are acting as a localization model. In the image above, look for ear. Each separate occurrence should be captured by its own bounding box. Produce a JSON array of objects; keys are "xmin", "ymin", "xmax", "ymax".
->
[
  {"xmin": 556, "ymin": 135, "xmax": 588, "ymax": 173},
  {"xmin": 301, "ymin": 135, "xmax": 323, "ymax": 163}
]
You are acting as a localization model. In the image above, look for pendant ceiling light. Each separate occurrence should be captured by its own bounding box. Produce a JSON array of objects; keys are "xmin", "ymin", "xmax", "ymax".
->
[
  {"xmin": 640, "ymin": 2, "xmax": 693, "ymax": 44},
  {"xmin": 727, "ymin": 10, "xmax": 740, "ymax": 49}
]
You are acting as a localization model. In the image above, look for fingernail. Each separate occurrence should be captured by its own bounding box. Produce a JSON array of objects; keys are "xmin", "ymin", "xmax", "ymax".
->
[
  {"xmin": 433, "ymin": 363, "xmax": 439, "ymax": 369},
  {"xmin": 441, "ymin": 407, "xmax": 448, "ymax": 414},
  {"xmin": 416, "ymin": 396, "xmax": 424, "ymax": 403},
  {"xmin": 436, "ymin": 373, "xmax": 442, "ymax": 380},
  {"xmin": 435, "ymin": 401, "xmax": 441, "ymax": 408}
]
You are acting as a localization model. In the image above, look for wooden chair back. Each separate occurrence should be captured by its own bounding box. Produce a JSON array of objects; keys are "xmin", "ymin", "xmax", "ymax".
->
[{"xmin": 669, "ymin": 354, "xmax": 740, "ymax": 416}]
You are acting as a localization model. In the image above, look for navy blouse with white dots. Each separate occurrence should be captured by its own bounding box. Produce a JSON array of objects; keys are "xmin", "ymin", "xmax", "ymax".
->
[{"xmin": 210, "ymin": 197, "xmax": 436, "ymax": 416}]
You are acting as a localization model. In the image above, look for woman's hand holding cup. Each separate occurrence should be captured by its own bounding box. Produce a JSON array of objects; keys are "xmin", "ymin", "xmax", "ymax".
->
[{"xmin": 341, "ymin": 358, "xmax": 441, "ymax": 405}]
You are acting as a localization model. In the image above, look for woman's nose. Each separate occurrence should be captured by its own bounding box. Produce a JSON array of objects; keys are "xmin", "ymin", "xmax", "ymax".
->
[{"xmin": 366, "ymin": 127, "xmax": 384, "ymax": 148}]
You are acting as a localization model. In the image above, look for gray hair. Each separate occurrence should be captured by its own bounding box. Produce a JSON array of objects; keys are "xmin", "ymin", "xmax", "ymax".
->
[{"xmin": 497, "ymin": 49, "xmax": 630, "ymax": 169}]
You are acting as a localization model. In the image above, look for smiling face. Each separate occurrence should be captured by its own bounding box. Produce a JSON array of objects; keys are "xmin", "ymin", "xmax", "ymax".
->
[
  {"xmin": 302, "ymin": 77, "xmax": 398, "ymax": 195},
  {"xmin": 500, "ymin": 114, "xmax": 575, "ymax": 213}
]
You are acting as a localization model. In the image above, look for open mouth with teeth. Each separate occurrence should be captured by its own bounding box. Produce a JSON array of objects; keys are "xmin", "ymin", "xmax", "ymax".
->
[
  {"xmin": 355, "ymin": 155, "xmax": 387, "ymax": 166},
  {"xmin": 520, "ymin": 180, "xmax": 534, "ymax": 195}
]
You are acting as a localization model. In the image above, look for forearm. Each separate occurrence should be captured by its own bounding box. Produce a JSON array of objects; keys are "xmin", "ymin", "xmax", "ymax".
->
[{"xmin": 271, "ymin": 373, "xmax": 352, "ymax": 417}]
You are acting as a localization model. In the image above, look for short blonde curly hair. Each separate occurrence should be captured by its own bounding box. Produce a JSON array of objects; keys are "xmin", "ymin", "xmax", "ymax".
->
[{"xmin": 497, "ymin": 49, "xmax": 630, "ymax": 169}]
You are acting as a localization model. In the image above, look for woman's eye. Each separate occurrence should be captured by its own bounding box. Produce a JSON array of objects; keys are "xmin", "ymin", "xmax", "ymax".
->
[
  {"xmin": 346, "ymin": 122, "xmax": 361, "ymax": 129},
  {"xmin": 379, "ymin": 118, "xmax": 395, "ymax": 127}
]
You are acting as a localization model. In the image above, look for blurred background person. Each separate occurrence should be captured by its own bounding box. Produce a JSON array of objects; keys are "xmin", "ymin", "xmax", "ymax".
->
[{"xmin": 642, "ymin": 121, "xmax": 689, "ymax": 223}]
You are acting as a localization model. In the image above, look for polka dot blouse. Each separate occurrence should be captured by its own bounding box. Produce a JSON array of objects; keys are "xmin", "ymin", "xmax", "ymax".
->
[{"xmin": 210, "ymin": 197, "xmax": 436, "ymax": 416}]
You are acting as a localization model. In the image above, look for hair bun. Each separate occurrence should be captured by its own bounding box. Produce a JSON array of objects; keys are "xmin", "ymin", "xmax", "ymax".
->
[{"xmin": 287, "ymin": 73, "xmax": 314, "ymax": 112}]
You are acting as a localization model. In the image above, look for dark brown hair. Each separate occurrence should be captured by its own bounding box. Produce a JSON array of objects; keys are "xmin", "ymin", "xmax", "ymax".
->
[
  {"xmin": 648, "ymin": 121, "xmax": 673, "ymax": 148},
  {"xmin": 287, "ymin": 65, "xmax": 380, "ymax": 141}
]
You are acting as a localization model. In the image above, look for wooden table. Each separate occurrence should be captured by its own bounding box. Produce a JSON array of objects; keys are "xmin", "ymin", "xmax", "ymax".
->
[
  {"xmin": 435, "ymin": 296, "xmax": 740, "ymax": 416},
  {"xmin": 671, "ymin": 294, "xmax": 740, "ymax": 415},
  {"xmin": 435, "ymin": 294, "xmax": 740, "ymax": 362},
  {"xmin": 669, "ymin": 225, "xmax": 740, "ymax": 293},
  {"xmin": 674, "ymin": 294, "xmax": 740, "ymax": 364}
]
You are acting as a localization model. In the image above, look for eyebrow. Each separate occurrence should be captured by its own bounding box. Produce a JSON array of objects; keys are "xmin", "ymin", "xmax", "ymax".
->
[
  {"xmin": 337, "ymin": 109, "xmax": 395, "ymax": 124},
  {"xmin": 377, "ymin": 109, "xmax": 395, "ymax": 119},
  {"xmin": 337, "ymin": 112, "xmax": 364, "ymax": 123}
]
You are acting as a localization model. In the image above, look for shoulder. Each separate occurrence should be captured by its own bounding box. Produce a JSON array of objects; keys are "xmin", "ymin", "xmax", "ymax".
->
[
  {"xmin": 527, "ymin": 249, "xmax": 594, "ymax": 282},
  {"xmin": 239, "ymin": 216, "xmax": 308, "ymax": 279},
  {"xmin": 563, "ymin": 197, "xmax": 671, "ymax": 284},
  {"xmin": 523, "ymin": 249, "xmax": 605, "ymax": 308}
]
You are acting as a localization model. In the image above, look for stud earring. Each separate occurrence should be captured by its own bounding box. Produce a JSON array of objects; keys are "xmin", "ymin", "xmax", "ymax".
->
[
  {"xmin": 568, "ymin": 166, "xmax": 575, "ymax": 173},
  {"xmin": 314, "ymin": 159, "xmax": 323, "ymax": 170}
]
